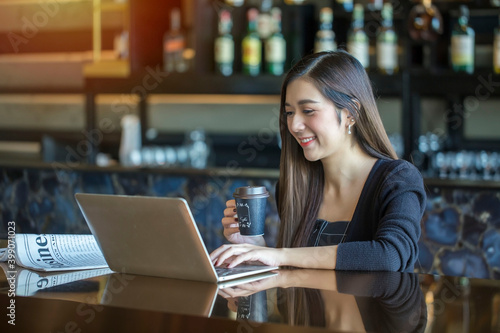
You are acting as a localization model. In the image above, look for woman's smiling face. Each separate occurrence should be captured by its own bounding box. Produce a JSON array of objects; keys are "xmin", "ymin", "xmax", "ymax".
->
[{"xmin": 284, "ymin": 78, "xmax": 351, "ymax": 162}]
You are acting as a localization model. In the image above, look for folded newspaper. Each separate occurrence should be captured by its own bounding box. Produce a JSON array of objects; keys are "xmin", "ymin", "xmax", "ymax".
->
[{"xmin": 0, "ymin": 234, "xmax": 108, "ymax": 272}]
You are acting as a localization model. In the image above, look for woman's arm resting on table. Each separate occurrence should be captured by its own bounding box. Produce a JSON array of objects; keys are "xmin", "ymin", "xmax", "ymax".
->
[{"xmin": 210, "ymin": 244, "xmax": 338, "ymax": 270}]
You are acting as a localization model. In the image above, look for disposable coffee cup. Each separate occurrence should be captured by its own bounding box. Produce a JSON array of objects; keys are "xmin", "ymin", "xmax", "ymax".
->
[{"xmin": 233, "ymin": 186, "xmax": 269, "ymax": 236}]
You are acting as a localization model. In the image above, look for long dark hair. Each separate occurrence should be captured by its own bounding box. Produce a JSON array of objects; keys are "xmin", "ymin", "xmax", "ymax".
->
[{"xmin": 277, "ymin": 50, "xmax": 397, "ymax": 248}]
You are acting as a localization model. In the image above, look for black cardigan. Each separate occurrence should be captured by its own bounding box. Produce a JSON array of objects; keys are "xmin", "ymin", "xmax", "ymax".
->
[{"xmin": 276, "ymin": 159, "xmax": 427, "ymax": 272}]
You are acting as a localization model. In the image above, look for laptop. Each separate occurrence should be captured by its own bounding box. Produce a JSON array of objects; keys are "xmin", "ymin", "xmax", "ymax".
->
[{"xmin": 74, "ymin": 193, "xmax": 278, "ymax": 284}]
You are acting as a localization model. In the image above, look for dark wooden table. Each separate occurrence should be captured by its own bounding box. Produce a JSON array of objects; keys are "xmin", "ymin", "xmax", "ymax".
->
[{"xmin": 1, "ymin": 265, "xmax": 499, "ymax": 333}]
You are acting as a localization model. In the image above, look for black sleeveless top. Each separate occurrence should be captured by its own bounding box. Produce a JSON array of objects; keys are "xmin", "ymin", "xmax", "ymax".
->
[{"xmin": 307, "ymin": 219, "xmax": 350, "ymax": 247}]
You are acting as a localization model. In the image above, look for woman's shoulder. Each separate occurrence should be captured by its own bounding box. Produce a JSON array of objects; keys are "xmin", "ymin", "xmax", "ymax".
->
[
  {"xmin": 375, "ymin": 158, "xmax": 424, "ymax": 187},
  {"xmin": 372, "ymin": 158, "xmax": 427, "ymax": 217}
]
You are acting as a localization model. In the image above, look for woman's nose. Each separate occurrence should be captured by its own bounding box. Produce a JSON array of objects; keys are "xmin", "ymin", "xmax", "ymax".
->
[{"xmin": 289, "ymin": 115, "xmax": 305, "ymax": 133}]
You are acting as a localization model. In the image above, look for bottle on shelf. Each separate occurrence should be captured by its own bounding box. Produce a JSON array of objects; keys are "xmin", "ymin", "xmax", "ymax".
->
[
  {"xmin": 376, "ymin": 3, "xmax": 398, "ymax": 75},
  {"xmin": 214, "ymin": 9, "xmax": 234, "ymax": 76},
  {"xmin": 163, "ymin": 8, "xmax": 187, "ymax": 73},
  {"xmin": 113, "ymin": 30, "xmax": 129, "ymax": 60},
  {"xmin": 265, "ymin": 7, "xmax": 286, "ymax": 76},
  {"xmin": 347, "ymin": 4, "xmax": 369, "ymax": 69},
  {"xmin": 336, "ymin": 0, "xmax": 353, "ymax": 12},
  {"xmin": 494, "ymin": 14, "xmax": 500, "ymax": 74},
  {"xmin": 225, "ymin": 0, "xmax": 243, "ymax": 6},
  {"xmin": 314, "ymin": 7, "xmax": 336, "ymax": 53},
  {"xmin": 408, "ymin": 0, "xmax": 443, "ymax": 42},
  {"xmin": 257, "ymin": 0, "xmax": 273, "ymax": 41},
  {"xmin": 242, "ymin": 8, "xmax": 262, "ymax": 76},
  {"xmin": 408, "ymin": 0, "xmax": 443, "ymax": 71},
  {"xmin": 367, "ymin": 0, "xmax": 383, "ymax": 11},
  {"xmin": 451, "ymin": 5, "xmax": 474, "ymax": 74}
]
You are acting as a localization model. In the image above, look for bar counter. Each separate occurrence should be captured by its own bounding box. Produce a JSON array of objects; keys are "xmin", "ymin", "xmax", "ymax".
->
[{"xmin": 1, "ymin": 265, "xmax": 499, "ymax": 332}]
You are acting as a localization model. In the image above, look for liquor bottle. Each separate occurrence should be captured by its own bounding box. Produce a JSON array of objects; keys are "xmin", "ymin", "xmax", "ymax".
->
[
  {"xmin": 214, "ymin": 9, "xmax": 234, "ymax": 76},
  {"xmin": 408, "ymin": 0, "xmax": 443, "ymax": 42},
  {"xmin": 163, "ymin": 8, "xmax": 187, "ymax": 73},
  {"xmin": 336, "ymin": 0, "xmax": 353, "ymax": 12},
  {"xmin": 347, "ymin": 4, "xmax": 369, "ymax": 69},
  {"xmin": 113, "ymin": 30, "xmax": 129, "ymax": 59},
  {"xmin": 376, "ymin": 3, "xmax": 398, "ymax": 74},
  {"xmin": 367, "ymin": 0, "xmax": 383, "ymax": 11},
  {"xmin": 257, "ymin": 0, "xmax": 273, "ymax": 41},
  {"xmin": 494, "ymin": 15, "xmax": 500, "ymax": 74},
  {"xmin": 451, "ymin": 5, "xmax": 474, "ymax": 74},
  {"xmin": 314, "ymin": 8, "xmax": 336, "ymax": 53},
  {"xmin": 242, "ymin": 8, "xmax": 262, "ymax": 76},
  {"xmin": 225, "ymin": 0, "xmax": 243, "ymax": 6},
  {"xmin": 265, "ymin": 8, "xmax": 286, "ymax": 76}
]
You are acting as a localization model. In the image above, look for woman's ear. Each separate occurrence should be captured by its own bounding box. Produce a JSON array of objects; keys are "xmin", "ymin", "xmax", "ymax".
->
[
  {"xmin": 342, "ymin": 109, "xmax": 355, "ymax": 125},
  {"xmin": 351, "ymin": 99, "xmax": 361, "ymax": 112}
]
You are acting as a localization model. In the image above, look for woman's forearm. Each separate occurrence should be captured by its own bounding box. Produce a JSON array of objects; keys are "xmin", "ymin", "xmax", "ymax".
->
[
  {"xmin": 278, "ymin": 269, "xmax": 338, "ymax": 290},
  {"xmin": 280, "ymin": 246, "xmax": 338, "ymax": 270}
]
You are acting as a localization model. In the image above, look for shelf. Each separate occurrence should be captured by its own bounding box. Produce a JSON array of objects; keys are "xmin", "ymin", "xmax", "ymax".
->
[
  {"xmin": 0, "ymin": 0, "xmax": 90, "ymax": 6},
  {"xmin": 424, "ymin": 177, "xmax": 500, "ymax": 190},
  {"xmin": 410, "ymin": 69, "xmax": 500, "ymax": 96},
  {"xmin": 84, "ymin": 71, "xmax": 405, "ymax": 96},
  {"xmin": 148, "ymin": 94, "xmax": 280, "ymax": 104},
  {"xmin": 100, "ymin": 1, "xmax": 128, "ymax": 12},
  {"xmin": 369, "ymin": 73, "xmax": 404, "ymax": 96},
  {"xmin": 425, "ymin": 1, "xmax": 500, "ymax": 12},
  {"xmin": 85, "ymin": 72, "xmax": 284, "ymax": 94},
  {"xmin": 83, "ymin": 59, "xmax": 131, "ymax": 78}
]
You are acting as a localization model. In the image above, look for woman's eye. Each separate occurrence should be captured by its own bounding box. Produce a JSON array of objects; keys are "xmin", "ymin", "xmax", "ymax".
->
[
  {"xmin": 303, "ymin": 109, "xmax": 314, "ymax": 114},
  {"xmin": 285, "ymin": 111, "xmax": 293, "ymax": 117}
]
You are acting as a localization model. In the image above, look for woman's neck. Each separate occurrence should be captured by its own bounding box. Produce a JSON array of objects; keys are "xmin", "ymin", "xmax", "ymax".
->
[{"xmin": 321, "ymin": 144, "xmax": 376, "ymax": 194}]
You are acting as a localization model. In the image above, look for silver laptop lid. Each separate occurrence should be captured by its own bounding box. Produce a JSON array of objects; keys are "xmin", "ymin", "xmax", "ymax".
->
[{"xmin": 75, "ymin": 193, "xmax": 218, "ymax": 283}]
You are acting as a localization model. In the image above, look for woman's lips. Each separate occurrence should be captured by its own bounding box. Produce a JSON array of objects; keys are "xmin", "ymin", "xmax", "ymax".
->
[{"xmin": 299, "ymin": 136, "xmax": 316, "ymax": 147}]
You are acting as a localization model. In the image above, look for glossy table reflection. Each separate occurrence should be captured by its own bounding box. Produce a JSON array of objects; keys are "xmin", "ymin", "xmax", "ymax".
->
[{"xmin": 0, "ymin": 266, "xmax": 499, "ymax": 332}]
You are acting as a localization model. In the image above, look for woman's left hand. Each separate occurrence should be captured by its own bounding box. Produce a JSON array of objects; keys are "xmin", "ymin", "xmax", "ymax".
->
[{"xmin": 210, "ymin": 244, "xmax": 284, "ymax": 268}]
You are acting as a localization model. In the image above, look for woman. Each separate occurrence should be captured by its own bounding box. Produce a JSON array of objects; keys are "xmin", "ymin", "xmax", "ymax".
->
[{"xmin": 210, "ymin": 50, "xmax": 426, "ymax": 272}]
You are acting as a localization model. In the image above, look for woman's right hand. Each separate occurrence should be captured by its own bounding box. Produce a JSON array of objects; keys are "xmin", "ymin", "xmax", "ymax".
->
[{"xmin": 222, "ymin": 199, "xmax": 266, "ymax": 246}]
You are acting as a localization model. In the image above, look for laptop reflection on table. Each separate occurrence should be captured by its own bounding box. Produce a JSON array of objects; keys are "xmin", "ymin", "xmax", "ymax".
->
[{"xmin": 100, "ymin": 272, "xmax": 275, "ymax": 317}]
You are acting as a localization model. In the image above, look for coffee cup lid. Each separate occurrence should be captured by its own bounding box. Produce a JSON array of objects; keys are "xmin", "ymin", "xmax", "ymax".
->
[{"xmin": 233, "ymin": 186, "xmax": 269, "ymax": 199}]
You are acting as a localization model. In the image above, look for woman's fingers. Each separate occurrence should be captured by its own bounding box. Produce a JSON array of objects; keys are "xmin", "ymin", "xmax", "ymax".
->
[
  {"xmin": 226, "ymin": 251, "xmax": 254, "ymax": 268},
  {"xmin": 222, "ymin": 217, "xmax": 238, "ymax": 228},
  {"xmin": 211, "ymin": 244, "xmax": 253, "ymax": 266},
  {"xmin": 226, "ymin": 199, "xmax": 236, "ymax": 208},
  {"xmin": 223, "ymin": 207, "xmax": 237, "ymax": 218},
  {"xmin": 210, "ymin": 244, "xmax": 234, "ymax": 262},
  {"xmin": 214, "ymin": 245, "xmax": 240, "ymax": 266}
]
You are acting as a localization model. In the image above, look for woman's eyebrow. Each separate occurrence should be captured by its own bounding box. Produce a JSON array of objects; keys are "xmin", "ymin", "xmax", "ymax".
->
[{"xmin": 285, "ymin": 99, "xmax": 320, "ymax": 106}]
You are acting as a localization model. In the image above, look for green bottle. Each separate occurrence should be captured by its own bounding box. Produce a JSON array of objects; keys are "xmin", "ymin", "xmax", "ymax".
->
[
  {"xmin": 347, "ymin": 4, "xmax": 369, "ymax": 69},
  {"xmin": 451, "ymin": 5, "xmax": 474, "ymax": 74},
  {"xmin": 494, "ymin": 14, "xmax": 500, "ymax": 74},
  {"xmin": 214, "ymin": 10, "xmax": 234, "ymax": 76},
  {"xmin": 376, "ymin": 3, "xmax": 398, "ymax": 74},
  {"xmin": 242, "ymin": 8, "xmax": 262, "ymax": 76},
  {"xmin": 265, "ymin": 8, "xmax": 286, "ymax": 76},
  {"xmin": 314, "ymin": 7, "xmax": 336, "ymax": 53}
]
